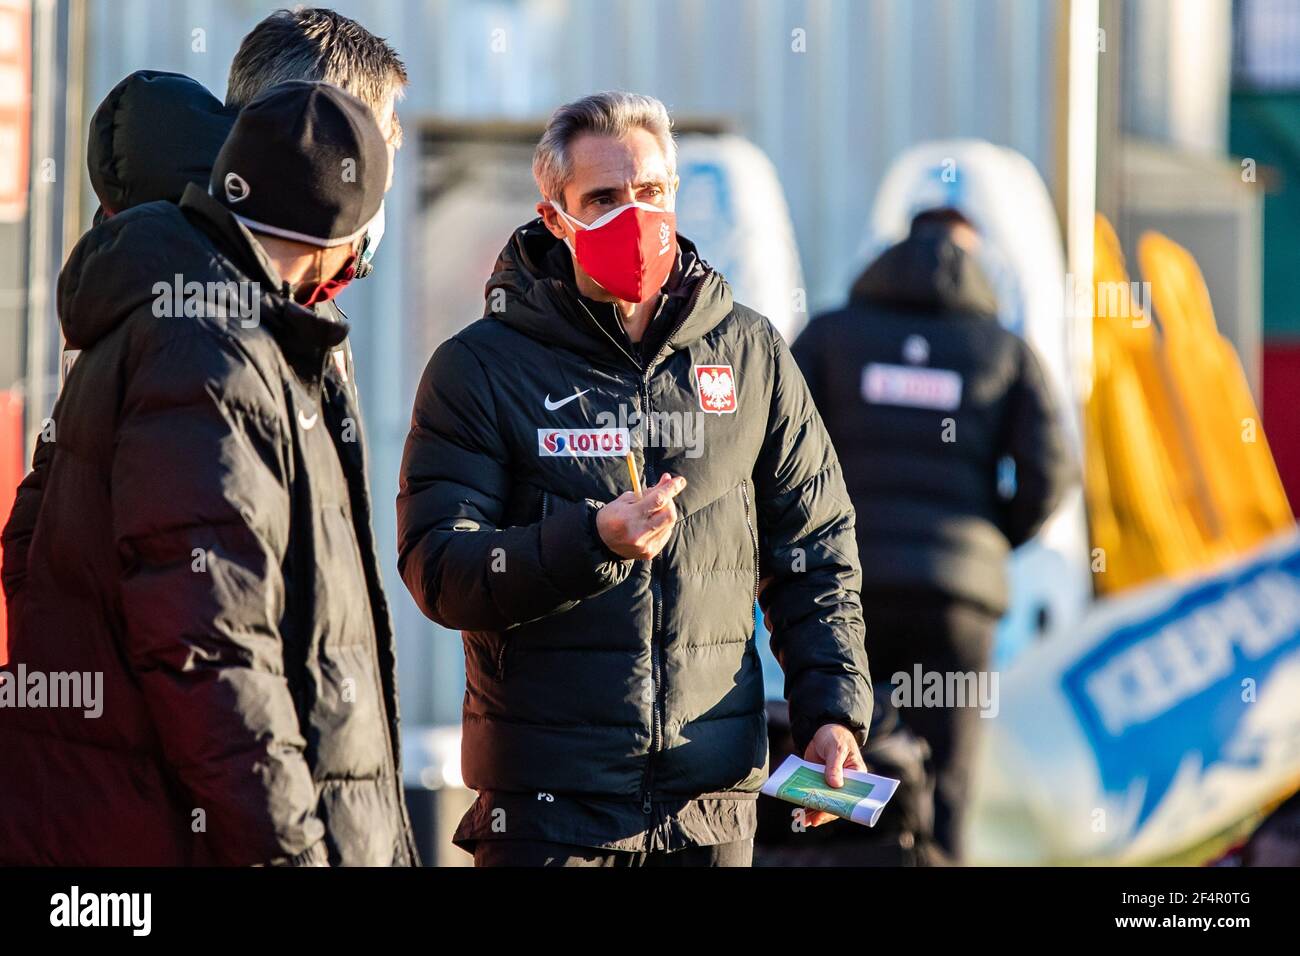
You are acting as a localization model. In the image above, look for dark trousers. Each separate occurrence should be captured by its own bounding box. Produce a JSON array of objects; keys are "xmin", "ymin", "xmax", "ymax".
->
[
  {"xmin": 473, "ymin": 838, "xmax": 753, "ymax": 868},
  {"xmin": 862, "ymin": 588, "xmax": 999, "ymax": 861}
]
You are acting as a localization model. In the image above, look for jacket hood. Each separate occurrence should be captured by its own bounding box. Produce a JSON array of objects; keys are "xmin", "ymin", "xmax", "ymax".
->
[
  {"xmin": 484, "ymin": 218, "xmax": 734, "ymax": 365},
  {"xmin": 88, "ymin": 70, "xmax": 236, "ymax": 216},
  {"xmin": 58, "ymin": 201, "xmax": 207, "ymax": 349},
  {"xmin": 850, "ymin": 230, "xmax": 1000, "ymax": 319},
  {"xmin": 58, "ymin": 182, "xmax": 348, "ymax": 357}
]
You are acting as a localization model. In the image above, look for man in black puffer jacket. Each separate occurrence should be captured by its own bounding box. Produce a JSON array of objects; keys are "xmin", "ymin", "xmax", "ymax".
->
[
  {"xmin": 6, "ymin": 11, "xmax": 408, "ymax": 768},
  {"xmin": 0, "ymin": 83, "xmax": 416, "ymax": 866},
  {"xmin": 793, "ymin": 207, "xmax": 1076, "ymax": 859},
  {"xmin": 398, "ymin": 92, "xmax": 873, "ymax": 867}
]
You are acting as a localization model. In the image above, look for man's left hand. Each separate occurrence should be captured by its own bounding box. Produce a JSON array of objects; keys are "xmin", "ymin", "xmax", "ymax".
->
[{"xmin": 799, "ymin": 723, "xmax": 866, "ymax": 828}]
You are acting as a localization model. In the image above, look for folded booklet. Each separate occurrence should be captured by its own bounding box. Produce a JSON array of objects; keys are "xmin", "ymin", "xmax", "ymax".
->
[{"xmin": 761, "ymin": 754, "xmax": 900, "ymax": 827}]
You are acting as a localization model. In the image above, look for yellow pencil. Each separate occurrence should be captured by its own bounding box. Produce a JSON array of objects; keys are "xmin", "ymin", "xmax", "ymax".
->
[{"xmin": 625, "ymin": 451, "xmax": 643, "ymax": 497}]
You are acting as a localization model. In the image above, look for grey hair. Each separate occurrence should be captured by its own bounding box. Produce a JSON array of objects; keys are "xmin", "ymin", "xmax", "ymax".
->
[
  {"xmin": 226, "ymin": 8, "xmax": 407, "ymax": 145},
  {"xmin": 533, "ymin": 91, "xmax": 677, "ymax": 208}
]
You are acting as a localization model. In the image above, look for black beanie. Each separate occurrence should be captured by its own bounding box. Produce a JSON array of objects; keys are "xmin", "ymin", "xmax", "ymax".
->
[{"xmin": 211, "ymin": 80, "xmax": 387, "ymax": 247}]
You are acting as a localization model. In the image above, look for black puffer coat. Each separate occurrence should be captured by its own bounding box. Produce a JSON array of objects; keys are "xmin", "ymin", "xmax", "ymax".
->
[
  {"xmin": 793, "ymin": 227, "xmax": 1076, "ymax": 614},
  {"xmin": 0, "ymin": 184, "xmax": 417, "ymax": 866},
  {"xmin": 397, "ymin": 222, "xmax": 872, "ymax": 806}
]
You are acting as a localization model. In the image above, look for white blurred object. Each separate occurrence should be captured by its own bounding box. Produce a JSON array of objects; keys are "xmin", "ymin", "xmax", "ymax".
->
[
  {"xmin": 968, "ymin": 530, "xmax": 1300, "ymax": 864},
  {"xmin": 673, "ymin": 134, "xmax": 811, "ymax": 702},
  {"xmin": 676, "ymin": 134, "xmax": 807, "ymax": 342},
  {"xmin": 862, "ymin": 139, "xmax": 1091, "ymax": 667},
  {"xmin": 402, "ymin": 724, "xmax": 464, "ymax": 791}
]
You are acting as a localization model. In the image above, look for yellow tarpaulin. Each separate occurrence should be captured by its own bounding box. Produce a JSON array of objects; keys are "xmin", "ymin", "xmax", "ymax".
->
[
  {"xmin": 1138, "ymin": 232, "xmax": 1292, "ymax": 550},
  {"xmin": 1085, "ymin": 216, "xmax": 1291, "ymax": 594}
]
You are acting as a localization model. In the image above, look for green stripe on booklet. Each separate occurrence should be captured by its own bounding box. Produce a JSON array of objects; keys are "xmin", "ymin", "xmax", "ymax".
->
[{"xmin": 761, "ymin": 754, "xmax": 900, "ymax": 826}]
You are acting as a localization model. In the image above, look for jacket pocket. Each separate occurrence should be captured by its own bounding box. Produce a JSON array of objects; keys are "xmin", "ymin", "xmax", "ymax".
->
[
  {"xmin": 465, "ymin": 630, "xmax": 510, "ymax": 682},
  {"xmin": 494, "ymin": 633, "xmax": 510, "ymax": 681},
  {"xmin": 502, "ymin": 482, "xmax": 550, "ymax": 528}
]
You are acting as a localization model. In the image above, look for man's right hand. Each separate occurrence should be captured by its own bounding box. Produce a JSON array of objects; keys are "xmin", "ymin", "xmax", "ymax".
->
[{"xmin": 595, "ymin": 473, "xmax": 687, "ymax": 561}]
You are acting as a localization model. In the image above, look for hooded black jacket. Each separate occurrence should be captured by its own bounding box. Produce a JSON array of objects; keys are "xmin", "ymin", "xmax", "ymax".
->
[
  {"xmin": 0, "ymin": 104, "xmax": 417, "ymax": 863},
  {"xmin": 0, "ymin": 70, "xmax": 413, "ymax": 868},
  {"xmin": 792, "ymin": 228, "xmax": 1076, "ymax": 615},
  {"xmin": 87, "ymin": 70, "xmax": 237, "ymax": 218},
  {"xmin": 397, "ymin": 222, "xmax": 872, "ymax": 806}
]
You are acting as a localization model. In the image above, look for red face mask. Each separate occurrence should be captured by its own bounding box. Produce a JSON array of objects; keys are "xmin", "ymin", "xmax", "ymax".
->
[
  {"xmin": 553, "ymin": 201, "xmax": 677, "ymax": 303},
  {"xmin": 299, "ymin": 253, "xmax": 358, "ymax": 307}
]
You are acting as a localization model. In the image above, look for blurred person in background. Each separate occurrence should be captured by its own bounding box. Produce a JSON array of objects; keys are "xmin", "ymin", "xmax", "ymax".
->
[
  {"xmin": 397, "ymin": 91, "xmax": 873, "ymax": 867},
  {"xmin": 792, "ymin": 207, "xmax": 1076, "ymax": 860},
  {"xmin": 0, "ymin": 82, "xmax": 416, "ymax": 866}
]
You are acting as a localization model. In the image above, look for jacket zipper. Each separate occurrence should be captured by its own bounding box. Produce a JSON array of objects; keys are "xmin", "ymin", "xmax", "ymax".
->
[
  {"xmin": 639, "ymin": 370, "xmax": 662, "ymax": 816},
  {"xmin": 631, "ymin": 327, "xmax": 660, "ymax": 816},
  {"xmin": 494, "ymin": 639, "xmax": 508, "ymax": 680},
  {"xmin": 643, "ymin": 561, "xmax": 664, "ymax": 816},
  {"xmin": 575, "ymin": 288, "xmax": 707, "ymax": 819},
  {"xmin": 630, "ymin": 288, "xmax": 706, "ymax": 817},
  {"xmin": 740, "ymin": 479, "xmax": 761, "ymax": 614}
]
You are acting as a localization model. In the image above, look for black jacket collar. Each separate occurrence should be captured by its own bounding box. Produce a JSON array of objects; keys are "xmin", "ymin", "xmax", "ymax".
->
[
  {"xmin": 179, "ymin": 183, "xmax": 350, "ymax": 373},
  {"xmin": 485, "ymin": 218, "xmax": 734, "ymax": 369}
]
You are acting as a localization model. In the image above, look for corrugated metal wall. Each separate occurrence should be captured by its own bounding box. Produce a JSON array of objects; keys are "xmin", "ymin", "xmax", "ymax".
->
[
  {"xmin": 80, "ymin": 0, "xmax": 1063, "ymax": 725},
  {"xmin": 86, "ymin": 0, "xmax": 1060, "ymax": 304}
]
